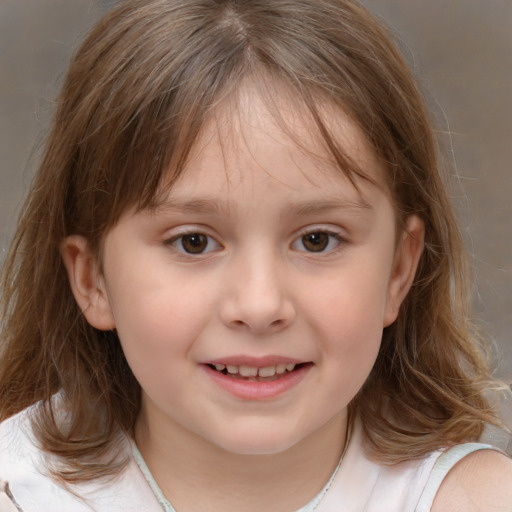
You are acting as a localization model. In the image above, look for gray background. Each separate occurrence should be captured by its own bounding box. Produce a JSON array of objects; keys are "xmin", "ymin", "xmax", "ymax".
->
[{"xmin": 1, "ymin": 1, "xmax": 511, "ymax": 383}]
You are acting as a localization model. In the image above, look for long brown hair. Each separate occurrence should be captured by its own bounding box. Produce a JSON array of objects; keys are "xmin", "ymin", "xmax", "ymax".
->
[{"xmin": 0, "ymin": 0, "xmax": 501, "ymax": 482}]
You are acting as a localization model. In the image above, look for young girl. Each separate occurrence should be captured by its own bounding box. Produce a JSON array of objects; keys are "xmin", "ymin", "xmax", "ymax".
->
[{"xmin": 1, "ymin": 0, "xmax": 511, "ymax": 510}]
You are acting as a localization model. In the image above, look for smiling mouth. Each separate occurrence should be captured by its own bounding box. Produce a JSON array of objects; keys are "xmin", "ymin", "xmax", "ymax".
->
[{"xmin": 206, "ymin": 362, "xmax": 309, "ymax": 381}]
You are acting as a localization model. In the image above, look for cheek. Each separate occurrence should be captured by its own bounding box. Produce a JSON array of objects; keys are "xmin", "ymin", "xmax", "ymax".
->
[
  {"xmin": 301, "ymin": 266, "xmax": 389, "ymax": 365},
  {"xmin": 307, "ymin": 266, "xmax": 390, "ymax": 327},
  {"xmin": 108, "ymin": 270, "xmax": 219, "ymax": 371}
]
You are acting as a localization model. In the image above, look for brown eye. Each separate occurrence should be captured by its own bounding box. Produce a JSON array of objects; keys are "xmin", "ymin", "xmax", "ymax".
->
[
  {"xmin": 293, "ymin": 230, "xmax": 343, "ymax": 253},
  {"xmin": 301, "ymin": 232, "xmax": 330, "ymax": 252},
  {"xmin": 180, "ymin": 234, "xmax": 209, "ymax": 254},
  {"xmin": 168, "ymin": 231, "xmax": 221, "ymax": 256}
]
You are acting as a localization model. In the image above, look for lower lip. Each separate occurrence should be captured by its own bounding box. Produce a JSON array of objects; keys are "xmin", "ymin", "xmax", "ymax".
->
[{"xmin": 202, "ymin": 364, "xmax": 311, "ymax": 400}]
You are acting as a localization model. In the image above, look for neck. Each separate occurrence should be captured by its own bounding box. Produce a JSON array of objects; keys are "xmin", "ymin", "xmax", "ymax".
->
[{"xmin": 134, "ymin": 408, "xmax": 348, "ymax": 512}]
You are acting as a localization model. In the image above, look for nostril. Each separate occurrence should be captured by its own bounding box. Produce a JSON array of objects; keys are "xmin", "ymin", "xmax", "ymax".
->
[
  {"xmin": 221, "ymin": 297, "xmax": 295, "ymax": 333},
  {"xmin": 229, "ymin": 317, "xmax": 286, "ymax": 332}
]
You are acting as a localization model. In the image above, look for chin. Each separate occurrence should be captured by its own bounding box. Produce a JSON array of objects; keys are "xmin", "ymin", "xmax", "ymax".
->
[{"xmin": 206, "ymin": 424, "xmax": 303, "ymax": 456}]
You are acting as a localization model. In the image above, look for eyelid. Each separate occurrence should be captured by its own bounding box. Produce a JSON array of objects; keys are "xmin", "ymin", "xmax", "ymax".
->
[
  {"xmin": 162, "ymin": 224, "xmax": 217, "ymax": 241},
  {"xmin": 291, "ymin": 226, "xmax": 348, "ymax": 254},
  {"xmin": 163, "ymin": 227, "xmax": 222, "ymax": 256}
]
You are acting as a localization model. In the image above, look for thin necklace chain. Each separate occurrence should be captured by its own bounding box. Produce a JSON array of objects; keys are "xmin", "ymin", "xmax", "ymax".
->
[{"xmin": 132, "ymin": 427, "xmax": 351, "ymax": 512}]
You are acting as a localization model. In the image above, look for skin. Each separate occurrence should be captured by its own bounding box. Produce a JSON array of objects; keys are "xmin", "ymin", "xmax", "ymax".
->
[
  {"xmin": 432, "ymin": 449, "xmax": 512, "ymax": 511},
  {"xmin": 62, "ymin": 85, "xmax": 512, "ymax": 511}
]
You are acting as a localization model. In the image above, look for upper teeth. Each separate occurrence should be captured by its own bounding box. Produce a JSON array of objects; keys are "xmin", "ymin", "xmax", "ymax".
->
[{"xmin": 213, "ymin": 363, "xmax": 296, "ymax": 377}]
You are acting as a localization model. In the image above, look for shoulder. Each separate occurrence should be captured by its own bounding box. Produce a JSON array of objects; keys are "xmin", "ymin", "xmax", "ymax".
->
[
  {"xmin": 0, "ymin": 404, "xmax": 61, "ymax": 509},
  {"xmin": 0, "ymin": 404, "xmax": 37, "ymax": 462},
  {"xmin": 432, "ymin": 448, "xmax": 512, "ymax": 512},
  {"xmin": 0, "ymin": 403, "xmax": 163, "ymax": 512}
]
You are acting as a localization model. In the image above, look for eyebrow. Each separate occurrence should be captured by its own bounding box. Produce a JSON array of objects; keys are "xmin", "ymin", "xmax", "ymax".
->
[
  {"xmin": 285, "ymin": 197, "xmax": 373, "ymax": 216},
  {"xmin": 152, "ymin": 198, "xmax": 226, "ymax": 215},
  {"xmin": 151, "ymin": 195, "xmax": 373, "ymax": 218}
]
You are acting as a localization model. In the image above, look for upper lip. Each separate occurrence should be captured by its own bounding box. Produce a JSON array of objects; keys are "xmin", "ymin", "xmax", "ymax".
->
[{"xmin": 203, "ymin": 355, "xmax": 306, "ymax": 367}]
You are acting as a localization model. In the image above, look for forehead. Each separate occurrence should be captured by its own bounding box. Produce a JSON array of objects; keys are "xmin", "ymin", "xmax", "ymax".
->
[{"xmin": 154, "ymin": 81, "xmax": 386, "ymax": 208}]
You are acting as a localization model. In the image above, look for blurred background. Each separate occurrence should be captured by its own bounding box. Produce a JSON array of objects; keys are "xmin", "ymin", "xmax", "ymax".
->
[{"xmin": 0, "ymin": 1, "xmax": 511, "ymax": 384}]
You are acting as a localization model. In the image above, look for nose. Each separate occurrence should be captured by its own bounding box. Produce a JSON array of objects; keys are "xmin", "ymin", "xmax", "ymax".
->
[{"xmin": 219, "ymin": 250, "xmax": 296, "ymax": 335}]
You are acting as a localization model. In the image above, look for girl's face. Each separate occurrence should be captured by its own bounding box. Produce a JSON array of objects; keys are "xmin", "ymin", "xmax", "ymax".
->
[{"xmin": 65, "ymin": 85, "xmax": 423, "ymax": 457}]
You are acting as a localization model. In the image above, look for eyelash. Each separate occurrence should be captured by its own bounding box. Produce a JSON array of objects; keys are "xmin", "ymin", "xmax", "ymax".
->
[
  {"xmin": 164, "ymin": 228, "xmax": 347, "ymax": 256},
  {"xmin": 292, "ymin": 229, "xmax": 346, "ymax": 254},
  {"xmin": 165, "ymin": 231, "xmax": 222, "ymax": 256}
]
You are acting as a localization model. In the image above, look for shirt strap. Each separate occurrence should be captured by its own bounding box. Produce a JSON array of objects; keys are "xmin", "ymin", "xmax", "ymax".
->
[
  {"xmin": 414, "ymin": 443, "xmax": 495, "ymax": 512},
  {"xmin": 0, "ymin": 481, "xmax": 23, "ymax": 512},
  {"xmin": 131, "ymin": 440, "xmax": 177, "ymax": 512}
]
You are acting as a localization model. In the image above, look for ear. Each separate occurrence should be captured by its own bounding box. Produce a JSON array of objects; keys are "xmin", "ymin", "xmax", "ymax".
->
[
  {"xmin": 60, "ymin": 235, "xmax": 116, "ymax": 330},
  {"xmin": 383, "ymin": 215, "xmax": 425, "ymax": 327}
]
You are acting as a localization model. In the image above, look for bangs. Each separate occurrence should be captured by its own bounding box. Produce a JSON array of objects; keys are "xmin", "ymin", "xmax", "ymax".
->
[
  {"xmin": 64, "ymin": 0, "xmax": 393, "ymax": 244},
  {"xmin": 147, "ymin": 73, "xmax": 380, "ymax": 212}
]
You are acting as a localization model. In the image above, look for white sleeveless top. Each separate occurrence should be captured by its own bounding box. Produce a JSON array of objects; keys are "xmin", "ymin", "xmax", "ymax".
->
[{"xmin": 0, "ymin": 405, "xmax": 497, "ymax": 512}]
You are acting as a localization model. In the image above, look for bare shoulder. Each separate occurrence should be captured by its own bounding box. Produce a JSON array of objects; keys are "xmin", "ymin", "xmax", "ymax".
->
[{"xmin": 432, "ymin": 449, "xmax": 512, "ymax": 512}]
